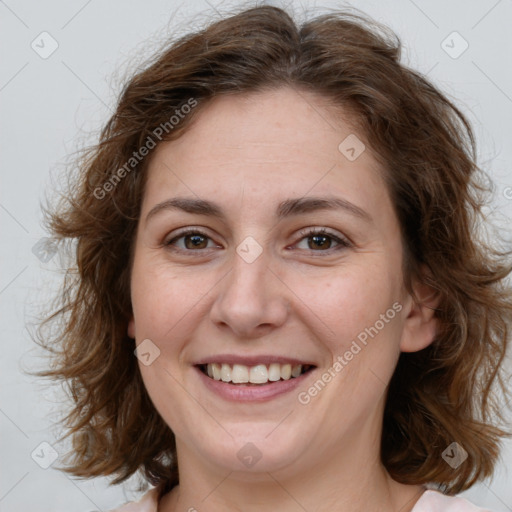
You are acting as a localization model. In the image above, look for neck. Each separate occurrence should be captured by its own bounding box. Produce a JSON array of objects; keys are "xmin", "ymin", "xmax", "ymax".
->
[{"xmin": 160, "ymin": 437, "xmax": 427, "ymax": 512}]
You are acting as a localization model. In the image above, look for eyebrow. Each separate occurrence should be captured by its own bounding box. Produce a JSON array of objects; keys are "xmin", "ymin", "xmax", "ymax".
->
[{"xmin": 145, "ymin": 195, "xmax": 373, "ymax": 225}]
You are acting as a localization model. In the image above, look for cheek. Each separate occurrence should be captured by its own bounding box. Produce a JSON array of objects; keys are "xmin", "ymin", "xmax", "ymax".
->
[
  {"xmin": 299, "ymin": 263, "xmax": 401, "ymax": 349},
  {"xmin": 304, "ymin": 269, "xmax": 404, "ymax": 419},
  {"xmin": 131, "ymin": 259, "xmax": 209, "ymax": 338}
]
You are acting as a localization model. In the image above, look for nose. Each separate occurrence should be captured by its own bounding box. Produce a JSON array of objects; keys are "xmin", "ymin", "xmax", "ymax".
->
[{"xmin": 209, "ymin": 244, "xmax": 289, "ymax": 339}]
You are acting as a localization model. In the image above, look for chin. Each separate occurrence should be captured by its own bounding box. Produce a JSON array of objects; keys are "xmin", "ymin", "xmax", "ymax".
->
[{"xmin": 190, "ymin": 429, "xmax": 308, "ymax": 475}]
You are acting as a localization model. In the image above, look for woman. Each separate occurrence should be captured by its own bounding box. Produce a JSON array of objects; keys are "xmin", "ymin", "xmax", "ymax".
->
[{"xmin": 35, "ymin": 5, "xmax": 512, "ymax": 512}]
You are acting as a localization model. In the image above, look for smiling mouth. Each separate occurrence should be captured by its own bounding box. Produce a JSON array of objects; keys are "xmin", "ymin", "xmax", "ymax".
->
[{"xmin": 198, "ymin": 363, "xmax": 315, "ymax": 385}]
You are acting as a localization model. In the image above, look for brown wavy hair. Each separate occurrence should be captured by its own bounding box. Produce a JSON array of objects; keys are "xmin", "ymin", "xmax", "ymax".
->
[{"xmin": 33, "ymin": 3, "xmax": 512, "ymax": 498}]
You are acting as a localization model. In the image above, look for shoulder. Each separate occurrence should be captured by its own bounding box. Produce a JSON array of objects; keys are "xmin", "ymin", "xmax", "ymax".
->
[
  {"xmin": 412, "ymin": 489, "xmax": 494, "ymax": 512},
  {"xmin": 108, "ymin": 486, "xmax": 160, "ymax": 512}
]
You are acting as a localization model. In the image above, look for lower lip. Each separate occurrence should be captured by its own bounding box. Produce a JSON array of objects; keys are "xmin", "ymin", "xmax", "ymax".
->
[{"xmin": 195, "ymin": 366, "xmax": 313, "ymax": 402}]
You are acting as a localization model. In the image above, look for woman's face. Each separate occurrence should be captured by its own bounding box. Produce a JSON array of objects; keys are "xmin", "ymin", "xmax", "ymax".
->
[{"xmin": 128, "ymin": 87, "xmax": 433, "ymax": 478}]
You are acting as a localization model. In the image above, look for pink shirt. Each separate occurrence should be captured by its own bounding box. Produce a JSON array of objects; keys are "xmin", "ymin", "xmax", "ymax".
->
[{"xmin": 110, "ymin": 488, "xmax": 493, "ymax": 511}]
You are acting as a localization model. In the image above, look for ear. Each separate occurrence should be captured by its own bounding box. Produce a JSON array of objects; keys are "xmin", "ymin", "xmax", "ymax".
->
[
  {"xmin": 127, "ymin": 314, "xmax": 135, "ymax": 339},
  {"xmin": 400, "ymin": 266, "xmax": 441, "ymax": 353}
]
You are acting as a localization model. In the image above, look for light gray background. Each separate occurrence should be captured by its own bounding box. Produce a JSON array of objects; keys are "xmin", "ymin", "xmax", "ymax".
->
[{"xmin": 1, "ymin": 0, "xmax": 511, "ymax": 510}]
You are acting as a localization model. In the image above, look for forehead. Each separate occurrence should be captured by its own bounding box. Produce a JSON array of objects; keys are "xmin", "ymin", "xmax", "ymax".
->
[{"xmin": 142, "ymin": 87, "xmax": 388, "ymax": 218}]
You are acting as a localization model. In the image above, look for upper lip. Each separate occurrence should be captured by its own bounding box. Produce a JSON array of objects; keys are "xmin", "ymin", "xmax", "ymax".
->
[{"xmin": 193, "ymin": 355, "xmax": 316, "ymax": 367}]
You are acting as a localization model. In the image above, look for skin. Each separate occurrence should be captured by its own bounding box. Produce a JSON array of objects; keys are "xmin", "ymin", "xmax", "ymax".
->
[{"xmin": 128, "ymin": 87, "xmax": 439, "ymax": 512}]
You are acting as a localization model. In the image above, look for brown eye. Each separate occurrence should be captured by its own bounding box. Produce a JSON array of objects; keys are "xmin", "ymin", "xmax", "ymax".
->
[
  {"xmin": 165, "ymin": 229, "xmax": 218, "ymax": 252},
  {"xmin": 183, "ymin": 233, "xmax": 208, "ymax": 249},
  {"xmin": 295, "ymin": 228, "xmax": 351, "ymax": 253},
  {"xmin": 308, "ymin": 233, "xmax": 333, "ymax": 250}
]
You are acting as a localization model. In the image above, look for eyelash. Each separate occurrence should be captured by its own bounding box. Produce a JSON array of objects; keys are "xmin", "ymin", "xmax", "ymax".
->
[{"xmin": 164, "ymin": 227, "xmax": 352, "ymax": 255}]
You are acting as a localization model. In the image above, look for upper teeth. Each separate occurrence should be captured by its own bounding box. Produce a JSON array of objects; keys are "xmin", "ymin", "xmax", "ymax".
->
[{"xmin": 206, "ymin": 363, "xmax": 304, "ymax": 384}]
